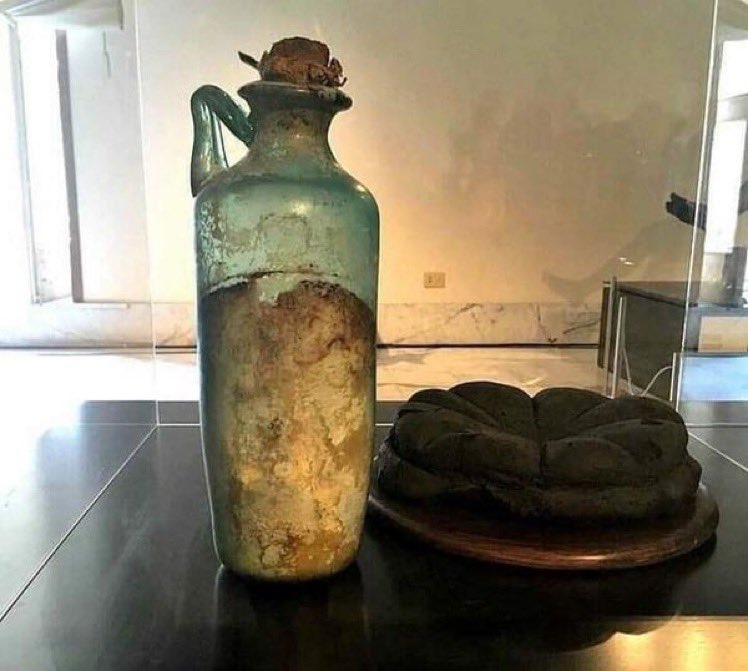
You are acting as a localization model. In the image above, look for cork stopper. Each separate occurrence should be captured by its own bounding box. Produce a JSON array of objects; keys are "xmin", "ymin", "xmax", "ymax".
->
[{"xmin": 239, "ymin": 37, "xmax": 346, "ymax": 88}]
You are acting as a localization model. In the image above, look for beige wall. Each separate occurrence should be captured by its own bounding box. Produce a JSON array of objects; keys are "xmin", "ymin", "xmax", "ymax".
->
[{"xmin": 136, "ymin": 0, "xmax": 714, "ymax": 305}]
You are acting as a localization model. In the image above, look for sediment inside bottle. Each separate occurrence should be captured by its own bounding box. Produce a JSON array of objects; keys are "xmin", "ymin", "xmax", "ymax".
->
[{"xmin": 198, "ymin": 277, "xmax": 375, "ymax": 579}]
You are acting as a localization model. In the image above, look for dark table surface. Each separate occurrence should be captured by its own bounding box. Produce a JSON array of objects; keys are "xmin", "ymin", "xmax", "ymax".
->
[{"xmin": 1, "ymin": 402, "xmax": 747, "ymax": 670}]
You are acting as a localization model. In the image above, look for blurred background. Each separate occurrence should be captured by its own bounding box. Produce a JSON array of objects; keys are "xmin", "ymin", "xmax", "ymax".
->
[
  {"xmin": 0, "ymin": 0, "xmax": 746, "ymax": 412},
  {"xmin": 4, "ymin": 0, "xmax": 748, "ymax": 627}
]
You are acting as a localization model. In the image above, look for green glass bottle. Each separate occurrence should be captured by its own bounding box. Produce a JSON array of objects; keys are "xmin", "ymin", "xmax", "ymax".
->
[{"xmin": 190, "ymin": 39, "xmax": 379, "ymax": 581}]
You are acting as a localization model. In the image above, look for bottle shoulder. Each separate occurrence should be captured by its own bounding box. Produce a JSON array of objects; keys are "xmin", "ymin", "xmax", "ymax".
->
[{"xmin": 195, "ymin": 162, "xmax": 378, "ymax": 221}]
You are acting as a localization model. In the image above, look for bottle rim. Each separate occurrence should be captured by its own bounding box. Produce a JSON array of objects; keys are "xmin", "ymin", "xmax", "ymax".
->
[{"xmin": 237, "ymin": 80, "xmax": 352, "ymax": 112}]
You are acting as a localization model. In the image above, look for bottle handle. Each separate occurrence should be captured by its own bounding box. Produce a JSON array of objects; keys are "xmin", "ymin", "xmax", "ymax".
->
[{"xmin": 190, "ymin": 85, "xmax": 254, "ymax": 196}]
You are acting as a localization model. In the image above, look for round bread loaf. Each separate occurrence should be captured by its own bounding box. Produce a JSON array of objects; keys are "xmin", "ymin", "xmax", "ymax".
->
[{"xmin": 376, "ymin": 382, "xmax": 701, "ymax": 521}]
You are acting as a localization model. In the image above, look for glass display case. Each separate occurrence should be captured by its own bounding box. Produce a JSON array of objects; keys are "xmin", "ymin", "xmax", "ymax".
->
[
  {"xmin": 133, "ymin": 0, "xmax": 722, "ymax": 411},
  {"xmin": 679, "ymin": 0, "xmax": 748, "ymax": 424},
  {"xmin": 0, "ymin": 0, "xmax": 157, "ymax": 617},
  {"xmin": 3, "ymin": 1, "xmax": 748, "ymax": 667},
  {"xmin": 601, "ymin": 0, "xmax": 748, "ymax": 426}
]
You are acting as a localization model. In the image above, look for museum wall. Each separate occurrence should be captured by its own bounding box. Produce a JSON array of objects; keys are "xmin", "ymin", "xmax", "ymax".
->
[{"xmin": 131, "ymin": 0, "xmax": 714, "ymax": 344}]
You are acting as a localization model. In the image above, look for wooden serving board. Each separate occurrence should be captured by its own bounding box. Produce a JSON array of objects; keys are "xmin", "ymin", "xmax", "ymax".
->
[{"xmin": 368, "ymin": 484, "xmax": 718, "ymax": 570}]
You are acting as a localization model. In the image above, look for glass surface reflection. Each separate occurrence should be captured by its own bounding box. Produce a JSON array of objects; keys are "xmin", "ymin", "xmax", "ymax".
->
[
  {"xmin": 210, "ymin": 565, "xmax": 374, "ymax": 670},
  {"xmin": 359, "ymin": 521, "xmax": 716, "ymax": 665}
]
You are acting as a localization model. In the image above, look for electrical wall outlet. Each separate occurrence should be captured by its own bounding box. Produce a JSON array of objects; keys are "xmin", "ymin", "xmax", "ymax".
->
[{"xmin": 423, "ymin": 271, "xmax": 446, "ymax": 289}]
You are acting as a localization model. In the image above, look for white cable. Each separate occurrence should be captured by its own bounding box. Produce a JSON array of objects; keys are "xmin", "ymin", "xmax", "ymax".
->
[
  {"xmin": 618, "ymin": 322, "xmax": 670, "ymax": 397},
  {"xmin": 620, "ymin": 341, "xmax": 672, "ymax": 397},
  {"xmin": 639, "ymin": 365, "xmax": 673, "ymax": 398}
]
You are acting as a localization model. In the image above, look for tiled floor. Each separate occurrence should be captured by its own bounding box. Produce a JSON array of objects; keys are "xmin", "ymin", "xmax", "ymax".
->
[
  {"xmin": 0, "ymin": 346, "xmax": 607, "ymax": 404},
  {"xmin": 0, "ymin": 347, "xmax": 745, "ymax": 411},
  {"xmin": 375, "ymin": 346, "xmax": 606, "ymax": 400}
]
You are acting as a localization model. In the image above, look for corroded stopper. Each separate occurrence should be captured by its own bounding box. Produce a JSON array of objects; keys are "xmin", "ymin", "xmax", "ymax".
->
[{"xmin": 239, "ymin": 36, "xmax": 346, "ymax": 87}]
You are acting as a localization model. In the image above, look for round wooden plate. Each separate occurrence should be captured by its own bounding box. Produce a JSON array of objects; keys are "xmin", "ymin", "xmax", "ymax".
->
[{"xmin": 368, "ymin": 484, "xmax": 719, "ymax": 570}]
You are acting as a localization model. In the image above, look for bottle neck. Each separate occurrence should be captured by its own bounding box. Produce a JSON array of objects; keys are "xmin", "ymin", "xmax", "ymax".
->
[{"xmin": 249, "ymin": 107, "xmax": 336, "ymax": 166}]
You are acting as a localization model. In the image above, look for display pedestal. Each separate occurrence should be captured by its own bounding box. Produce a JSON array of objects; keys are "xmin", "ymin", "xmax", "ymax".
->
[{"xmin": 369, "ymin": 484, "xmax": 718, "ymax": 570}]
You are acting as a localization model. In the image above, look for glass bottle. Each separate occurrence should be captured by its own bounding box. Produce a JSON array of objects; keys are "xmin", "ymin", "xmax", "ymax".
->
[{"xmin": 190, "ymin": 41, "xmax": 379, "ymax": 581}]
